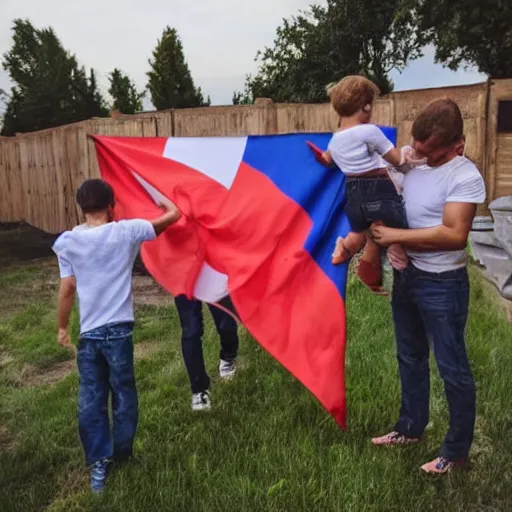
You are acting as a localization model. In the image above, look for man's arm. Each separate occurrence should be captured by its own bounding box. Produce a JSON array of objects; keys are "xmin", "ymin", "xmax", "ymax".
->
[
  {"xmin": 151, "ymin": 199, "xmax": 182, "ymax": 235},
  {"xmin": 370, "ymin": 202, "xmax": 477, "ymax": 251},
  {"xmin": 57, "ymin": 276, "xmax": 76, "ymax": 348}
]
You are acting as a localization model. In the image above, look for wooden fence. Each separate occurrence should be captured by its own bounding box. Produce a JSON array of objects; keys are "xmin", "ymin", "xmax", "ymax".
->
[{"xmin": 1, "ymin": 79, "xmax": 512, "ymax": 234}]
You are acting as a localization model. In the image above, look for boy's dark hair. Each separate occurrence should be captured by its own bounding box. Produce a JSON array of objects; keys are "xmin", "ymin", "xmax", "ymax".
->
[
  {"xmin": 76, "ymin": 179, "xmax": 115, "ymax": 214},
  {"xmin": 412, "ymin": 98, "xmax": 464, "ymax": 148}
]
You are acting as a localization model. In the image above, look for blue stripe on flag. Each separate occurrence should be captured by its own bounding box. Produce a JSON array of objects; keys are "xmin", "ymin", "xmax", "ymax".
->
[{"xmin": 242, "ymin": 129, "xmax": 397, "ymax": 298}]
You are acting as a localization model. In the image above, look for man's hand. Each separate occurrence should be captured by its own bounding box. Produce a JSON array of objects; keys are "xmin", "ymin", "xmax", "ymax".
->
[
  {"xmin": 371, "ymin": 202, "xmax": 477, "ymax": 252},
  {"xmin": 58, "ymin": 328, "xmax": 74, "ymax": 350},
  {"xmin": 152, "ymin": 198, "xmax": 181, "ymax": 235},
  {"xmin": 158, "ymin": 198, "xmax": 175, "ymax": 212},
  {"xmin": 370, "ymin": 222, "xmax": 398, "ymax": 247}
]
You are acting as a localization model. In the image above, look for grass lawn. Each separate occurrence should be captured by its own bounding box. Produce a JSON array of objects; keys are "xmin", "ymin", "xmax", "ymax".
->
[{"xmin": 1, "ymin": 228, "xmax": 512, "ymax": 511}]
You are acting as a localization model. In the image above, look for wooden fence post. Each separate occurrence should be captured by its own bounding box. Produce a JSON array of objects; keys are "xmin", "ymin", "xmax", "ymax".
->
[{"xmin": 254, "ymin": 98, "xmax": 277, "ymax": 135}]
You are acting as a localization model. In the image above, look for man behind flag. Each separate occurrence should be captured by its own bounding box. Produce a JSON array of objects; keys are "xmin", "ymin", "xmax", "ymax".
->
[
  {"xmin": 91, "ymin": 130, "xmax": 395, "ymax": 428},
  {"xmin": 174, "ymin": 294, "xmax": 239, "ymax": 411}
]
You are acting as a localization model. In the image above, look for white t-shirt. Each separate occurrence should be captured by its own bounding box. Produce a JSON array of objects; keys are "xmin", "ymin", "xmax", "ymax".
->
[
  {"xmin": 53, "ymin": 220, "xmax": 156, "ymax": 335},
  {"xmin": 327, "ymin": 124, "xmax": 394, "ymax": 176},
  {"xmin": 403, "ymin": 156, "xmax": 486, "ymax": 273}
]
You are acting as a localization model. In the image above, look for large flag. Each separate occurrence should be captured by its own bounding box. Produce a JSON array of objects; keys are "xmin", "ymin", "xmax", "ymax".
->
[{"xmin": 92, "ymin": 129, "xmax": 396, "ymax": 428}]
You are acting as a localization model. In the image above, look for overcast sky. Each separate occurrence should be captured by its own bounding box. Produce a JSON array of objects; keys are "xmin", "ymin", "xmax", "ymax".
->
[{"xmin": 1, "ymin": 0, "xmax": 485, "ymax": 110}]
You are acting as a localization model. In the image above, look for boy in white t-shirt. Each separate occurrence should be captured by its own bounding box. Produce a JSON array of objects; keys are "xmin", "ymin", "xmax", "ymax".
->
[
  {"xmin": 317, "ymin": 76, "xmax": 424, "ymax": 292},
  {"xmin": 53, "ymin": 179, "xmax": 181, "ymax": 493}
]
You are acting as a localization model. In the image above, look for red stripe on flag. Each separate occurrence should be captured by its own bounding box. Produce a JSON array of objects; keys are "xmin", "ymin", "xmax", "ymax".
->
[{"xmin": 205, "ymin": 162, "xmax": 346, "ymax": 427}]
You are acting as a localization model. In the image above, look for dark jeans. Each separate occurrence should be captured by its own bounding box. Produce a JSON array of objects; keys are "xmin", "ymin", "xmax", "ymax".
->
[
  {"xmin": 345, "ymin": 177, "xmax": 408, "ymax": 233},
  {"xmin": 77, "ymin": 322, "xmax": 137, "ymax": 466},
  {"xmin": 392, "ymin": 265, "xmax": 475, "ymax": 461},
  {"xmin": 174, "ymin": 295, "xmax": 239, "ymax": 394}
]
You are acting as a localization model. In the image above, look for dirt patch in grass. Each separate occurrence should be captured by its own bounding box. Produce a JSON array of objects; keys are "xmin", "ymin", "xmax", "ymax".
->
[
  {"xmin": 132, "ymin": 275, "xmax": 171, "ymax": 307},
  {"xmin": 134, "ymin": 340, "xmax": 162, "ymax": 360},
  {"xmin": 0, "ymin": 260, "xmax": 59, "ymax": 319},
  {"xmin": 0, "ymin": 423, "xmax": 12, "ymax": 451},
  {"xmin": 13, "ymin": 341, "xmax": 162, "ymax": 388},
  {"xmin": 2, "ymin": 265, "xmax": 165, "ymax": 310},
  {"xmin": 20, "ymin": 359, "xmax": 76, "ymax": 387},
  {"xmin": 0, "ymin": 350, "xmax": 15, "ymax": 368},
  {"xmin": 1, "ymin": 223, "xmax": 170, "ymax": 303}
]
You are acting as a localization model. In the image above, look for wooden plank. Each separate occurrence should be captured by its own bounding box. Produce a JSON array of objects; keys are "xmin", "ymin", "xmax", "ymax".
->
[
  {"xmin": 0, "ymin": 138, "xmax": 23, "ymax": 222},
  {"xmin": 54, "ymin": 126, "xmax": 80, "ymax": 231},
  {"xmin": 275, "ymin": 99, "xmax": 393, "ymax": 135},
  {"xmin": 276, "ymin": 103, "xmax": 335, "ymax": 133},
  {"xmin": 155, "ymin": 112, "xmax": 173, "ymax": 137},
  {"xmin": 486, "ymin": 79, "xmax": 512, "ymax": 201},
  {"xmin": 174, "ymin": 105, "xmax": 269, "ymax": 136},
  {"xmin": 496, "ymin": 133, "xmax": 512, "ymax": 197},
  {"xmin": 141, "ymin": 117, "xmax": 157, "ymax": 137}
]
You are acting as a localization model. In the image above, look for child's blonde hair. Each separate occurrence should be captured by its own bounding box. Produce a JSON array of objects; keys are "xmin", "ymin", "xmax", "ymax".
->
[{"xmin": 327, "ymin": 76, "xmax": 380, "ymax": 117}]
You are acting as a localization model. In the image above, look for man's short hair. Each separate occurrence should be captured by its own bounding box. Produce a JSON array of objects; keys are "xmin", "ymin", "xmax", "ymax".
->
[
  {"xmin": 76, "ymin": 179, "xmax": 115, "ymax": 214},
  {"xmin": 327, "ymin": 76, "xmax": 381, "ymax": 117},
  {"xmin": 412, "ymin": 98, "xmax": 464, "ymax": 148}
]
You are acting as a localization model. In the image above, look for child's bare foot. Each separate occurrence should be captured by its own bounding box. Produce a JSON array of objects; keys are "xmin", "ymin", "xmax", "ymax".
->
[
  {"xmin": 332, "ymin": 232, "xmax": 367, "ymax": 265},
  {"xmin": 356, "ymin": 260, "xmax": 388, "ymax": 296},
  {"xmin": 332, "ymin": 237, "xmax": 350, "ymax": 264},
  {"xmin": 387, "ymin": 243, "xmax": 409, "ymax": 271}
]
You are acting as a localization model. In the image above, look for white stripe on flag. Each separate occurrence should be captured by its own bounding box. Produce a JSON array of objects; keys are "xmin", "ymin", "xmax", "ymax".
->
[
  {"xmin": 132, "ymin": 170, "xmax": 229, "ymax": 303},
  {"xmin": 193, "ymin": 262, "xmax": 229, "ymax": 303},
  {"xmin": 162, "ymin": 137, "xmax": 247, "ymax": 189},
  {"xmin": 132, "ymin": 171, "xmax": 168, "ymax": 204}
]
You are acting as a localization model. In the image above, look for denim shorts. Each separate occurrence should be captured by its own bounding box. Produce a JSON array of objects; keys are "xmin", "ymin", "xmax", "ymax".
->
[{"xmin": 345, "ymin": 176, "xmax": 408, "ymax": 233}]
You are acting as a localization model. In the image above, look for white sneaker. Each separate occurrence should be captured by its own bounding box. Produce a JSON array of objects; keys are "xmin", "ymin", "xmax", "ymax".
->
[
  {"xmin": 191, "ymin": 391, "xmax": 211, "ymax": 411},
  {"xmin": 219, "ymin": 359, "xmax": 237, "ymax": 380}
]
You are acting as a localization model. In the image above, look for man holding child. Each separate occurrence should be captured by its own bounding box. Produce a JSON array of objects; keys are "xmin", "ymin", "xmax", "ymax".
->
[{"xmin": 370, "ymin": 98, "xmax": 485, "ymax": 474}]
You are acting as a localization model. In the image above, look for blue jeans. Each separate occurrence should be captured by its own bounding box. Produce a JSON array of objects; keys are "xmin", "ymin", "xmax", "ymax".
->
[
  {"xmin": 392, "ymin": 265, "xmax": 475, "ymax": 461},
  {"xmin": 77, "ymin": 322, "xmax": 137, "ymax": 466},
  {"xmin": 345, "ymin": 177, "xmax": 408, "ymax": 233},
  {"xmin": 174, "ymin": 296, "xmax": 239, "ymax": 394}
]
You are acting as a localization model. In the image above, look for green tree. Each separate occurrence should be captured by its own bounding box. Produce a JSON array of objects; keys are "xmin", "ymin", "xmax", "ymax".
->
[
  {"xmin": 72, "ymin": 67, "xmax": 109, "ymax": 119},
  {"xmin": 234, "ymin": 0, "xmax": 423, "ymax": 104},
  {"xmin": 147, "ymin": 26, "xmax": 210, "ymax": 110},
  {"xmin": 232, "ymin": 90, "xmax": 252, "ymax": 105},
  {"xmin": 108, "ymin": 68, "xmax": 145, "ymax": 114},
  {"xmin": 0, "ymin": 88, "xmax": 9, "ymax": 111},
  {"xmin": 415, "ymin": 0, "xmax": 512, "ymax": 78},
  {"xmin": 1, "ymin": 19, "xmax": 108, "ymax": 136}
]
